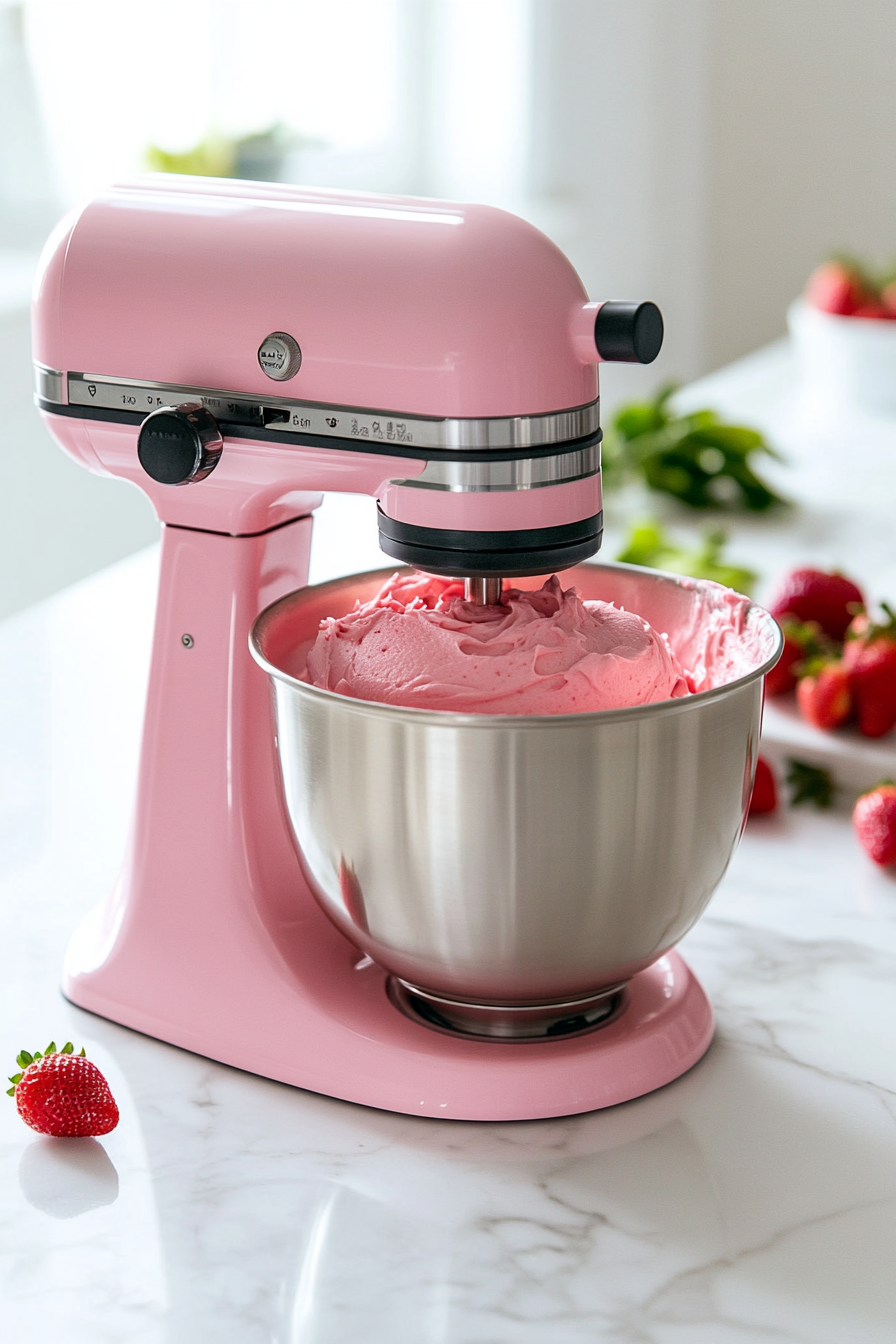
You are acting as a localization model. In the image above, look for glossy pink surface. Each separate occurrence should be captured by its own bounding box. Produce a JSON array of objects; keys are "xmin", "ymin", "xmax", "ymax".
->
[
  {"xmin": 61, "ymin": 521, "xmax": 712, "ymax": 1118},
  {"xmin": 39, "ymin": 181, "xmax": 703, "ymax": 1118},
  {"xmin": 34, "ymin": 176, "xmax": 600, "ymax": 418},
  {"xmin": 378, "ymin": 473, "xmax": 601, "ymax": 531},
  {"xmin": 44, "ymin": 404, "xmax": 599, "ymax": 537},
  {"xmin": 43, "ymin": 410, "xmax": 424, "ymax": 533}
]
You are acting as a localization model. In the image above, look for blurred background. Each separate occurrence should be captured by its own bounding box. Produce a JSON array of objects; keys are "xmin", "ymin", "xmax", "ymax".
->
[{"xmin": 1, "ymin": 0, "xmax": 895, "ymax": 618}]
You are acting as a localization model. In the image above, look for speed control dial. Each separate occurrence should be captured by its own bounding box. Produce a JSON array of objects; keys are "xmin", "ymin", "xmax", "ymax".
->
[{"xmin": 137, "ymin": 402, "xmax": 224, "ymax": 485}]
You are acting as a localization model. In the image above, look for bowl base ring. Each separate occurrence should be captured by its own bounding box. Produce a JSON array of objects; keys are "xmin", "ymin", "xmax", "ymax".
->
[{"xmin": 389, "ymin": 976, "xmax": 628, "ymax": 1041}]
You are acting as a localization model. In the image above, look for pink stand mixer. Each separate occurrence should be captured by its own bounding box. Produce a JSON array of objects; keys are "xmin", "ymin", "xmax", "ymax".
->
[{"xmin": 33, "ymin": 177, "xmax": 779, "ymax": 1120}]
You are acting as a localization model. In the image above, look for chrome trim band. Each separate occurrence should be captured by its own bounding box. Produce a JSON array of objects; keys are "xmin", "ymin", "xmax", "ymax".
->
[
  {"xmin": 37, "ymin": 366, "xmax": 599, "ymax": 452},
  {"xmin": 34, "ymin": 364, "xmax": 67, "ymax": 405},
  {"xmin": 390, "ymin": 443, "xmax": 600, "ymax": 491}
]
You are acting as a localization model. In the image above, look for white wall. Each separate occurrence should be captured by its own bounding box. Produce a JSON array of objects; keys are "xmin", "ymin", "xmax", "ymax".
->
[
  {"xmin": 525, "ymin": 0, "xmax": 896, "ymax": 402},
  {"xmin": 0, "ymin": 304, "xmax": 159, "ymax": 619},
  {"xmin": 526, "ymin": 0, "xmax": 710, "ymax": 410},
  {"xmin": 705, "ymin": 0, "xmax": 896, "ymax": 368},
  {"xmin": 2, "ymin": 0, "xmax": 895, "ymax": 617}
]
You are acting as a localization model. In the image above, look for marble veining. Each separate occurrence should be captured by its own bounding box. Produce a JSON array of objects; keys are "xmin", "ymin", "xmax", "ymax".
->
[{"xmin": 3, "ymin": 349, "xmax": 896, "ymax": 1341}]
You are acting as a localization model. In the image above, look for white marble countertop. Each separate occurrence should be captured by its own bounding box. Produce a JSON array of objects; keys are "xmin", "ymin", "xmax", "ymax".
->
[{"xmin": 2, "ymin": 345, "xmax": 896, "ymax": 1342}]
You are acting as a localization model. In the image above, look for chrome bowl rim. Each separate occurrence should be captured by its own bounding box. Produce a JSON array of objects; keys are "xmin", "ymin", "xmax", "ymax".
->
[{"xmin": 250, "ymin": 560, "xmax": 783, "ymax": 727}]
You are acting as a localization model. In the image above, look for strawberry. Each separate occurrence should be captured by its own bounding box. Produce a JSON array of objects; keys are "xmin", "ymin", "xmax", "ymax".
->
[
  {"xmin": 749, "ymin": 756, "xmax": 777, "ymax": 815},
  {"xmin": 882, "ymin": 280, "xmax": 896, "ymax": 317},
  {"xmin": 766, "ymin": 617, "xmax": 829, "ymax": 697},
  {"xmin": 768, "ymin": 566, "xmax": 865, "ymax": 642},
  {"xmin": 853, "ymin": 783, "xmax": 896, "ymax": 866},
  {"xmin": 7, "ymin": 1042, "xmax": 119, "ymax": 1137},
  {"xmin": 852, "ymin": 303, "xmax": 896, "ymax": 320},
  {"xmin": 805, "ymin": 260, "xmax": 868, "ymax": 316},
  {"xmin": 843, "ymin": 603, "xmax": 896, "ymax": 738},
  {"xmin": 796, "ymin": 659, "xmax": 852, "ymax": 730},
  {"xmin": 842, "ymin": 609, "xmax": 871, "ymax": 664}
]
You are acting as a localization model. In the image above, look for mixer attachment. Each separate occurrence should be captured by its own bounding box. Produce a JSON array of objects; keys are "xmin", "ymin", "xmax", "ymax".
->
[{"xmin": 464, "ymin": 576, "xmax": 505, "ymax": 606}]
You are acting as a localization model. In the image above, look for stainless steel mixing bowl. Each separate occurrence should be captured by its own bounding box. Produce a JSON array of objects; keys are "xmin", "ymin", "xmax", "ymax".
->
[{"xmin": 251, "ymin": 563, "xmax": 781, "ymax": 1037}]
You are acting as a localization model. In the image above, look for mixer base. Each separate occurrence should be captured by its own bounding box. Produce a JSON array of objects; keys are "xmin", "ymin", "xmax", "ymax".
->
[{"xmin": 65, "ymin": 882, "xmax": 714, "ymax": 1121}]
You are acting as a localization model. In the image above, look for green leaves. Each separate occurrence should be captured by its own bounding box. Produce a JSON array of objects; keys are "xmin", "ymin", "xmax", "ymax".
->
[
  {"xmin": 787, "ymin": 760, "xmax": 835, "ymax": 809},
  {"xmin": 828, "ymin": 250, "xmax": 896, "ymax": 299},
  {"xmin": 9, "ymin": 1042, "xmax": 82, "ymax": 1097},
  {"xmin": 604, "ymin": 383, "xmax": 787, "ymax": 512},
  {"xmin": 616, "ymin": 519, "xmax": 757, "ymax": 594},
  {"xmin": 852, "ymin": 600, "xmax": 896, "ymax": 646}
]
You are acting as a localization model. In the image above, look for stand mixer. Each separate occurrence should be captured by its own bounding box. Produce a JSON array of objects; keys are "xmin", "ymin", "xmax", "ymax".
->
[{"xmin": 33, "ymin": 176, "xmax": 778, "ymax": 1120}]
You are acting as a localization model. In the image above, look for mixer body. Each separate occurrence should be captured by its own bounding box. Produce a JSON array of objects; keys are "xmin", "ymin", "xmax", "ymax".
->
[{"xmin": 30, "ymin": 177, "xmax": 747, "ymax": 1117}]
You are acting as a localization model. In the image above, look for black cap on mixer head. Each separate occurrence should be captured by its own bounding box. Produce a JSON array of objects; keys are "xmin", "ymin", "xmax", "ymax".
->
[{"xmin": 594, "ymin": 302, "xmax": 664, "ymax": 364}]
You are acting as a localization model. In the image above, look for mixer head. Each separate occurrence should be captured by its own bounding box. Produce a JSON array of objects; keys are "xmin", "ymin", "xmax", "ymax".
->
[
  {"xmin": 376, "ymin": 298, "xmax": 663, "ymax": 604},
  {"xmin": 32, "ymin": 177, "xmax": 662, "ymax": 583}
]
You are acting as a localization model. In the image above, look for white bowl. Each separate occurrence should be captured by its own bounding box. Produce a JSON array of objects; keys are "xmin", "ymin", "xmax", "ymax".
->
[{"xmin": 788, "ymin": 299, "xmax": 896, "ymax": 416}]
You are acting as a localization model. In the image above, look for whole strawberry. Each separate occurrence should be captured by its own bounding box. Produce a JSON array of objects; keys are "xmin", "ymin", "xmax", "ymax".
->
[
  {"xmin": 853, "ymin": 784, "xmax": 896, "ymax": 866},
  {"xmin": 765, "ymin": 617, "xmax": 829, "ymax": 697},
  {"xmin": 843, "ymin": 603, "xmax": 896, "ymax": 738},
  {"xmin": 796, "ymin": 659, "xmax": 852, "ymax": 730},
  {"xmin": 769, "ymin": 567, "xmax": 865, "ymax": 642},
  {"xmin": 749, "ymin": 756, "xmax": 778, "ymax": 815},
  {"xmin": 7, "ymin": 1042, "xmax": 119, "ymax": 1137},
  {"xmin": 805, "ymin": 260, "xmax": 868, "ymax": 316}
]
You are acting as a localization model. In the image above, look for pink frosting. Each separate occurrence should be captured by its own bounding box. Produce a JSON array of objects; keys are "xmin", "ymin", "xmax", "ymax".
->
[
  {"xmin": 304, "ymin": 573, "xmax": 692, "ymax": 714},
  {"xmin": 669, "ymin": 578, "xmax": 758, "ymax": 691}
]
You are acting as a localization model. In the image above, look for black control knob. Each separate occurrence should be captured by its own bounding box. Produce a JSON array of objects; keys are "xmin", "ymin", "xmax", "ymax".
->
[
  {"xmin": 137, "ymin": 402, "xmax": 224, "ymax": 485},
  {"xmin": 594, "ymin": 301, "xmax": 664, "ymax": 364}
]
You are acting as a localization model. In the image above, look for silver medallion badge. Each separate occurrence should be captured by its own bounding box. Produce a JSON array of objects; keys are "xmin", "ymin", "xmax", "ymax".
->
[{"xmin": 258, "ymin": 332, "xmax": 302, "ymax": 381}]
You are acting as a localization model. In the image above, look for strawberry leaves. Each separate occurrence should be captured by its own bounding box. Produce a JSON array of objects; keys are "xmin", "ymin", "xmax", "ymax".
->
[
  {"xmin": 616, "ymin": 519, "xmax": 757, "ymax": 594},
  {"xmin": 853, "ymin": 600, "xmax": 896, "ymax": 646},
  {"xmin": 807, "ymin": 253, "xmax": 896, "ymax": 317},
  {"xmin": 8, "ymin": 1042, "xmax": 83, "ymax": 1095},
  {"xmin": 786, "ymin": 760, "xmax": 836, "ymax": 809},
  {"xmin": 604, "ymin": 384, "xmax": 787, "ymax": 513}
]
